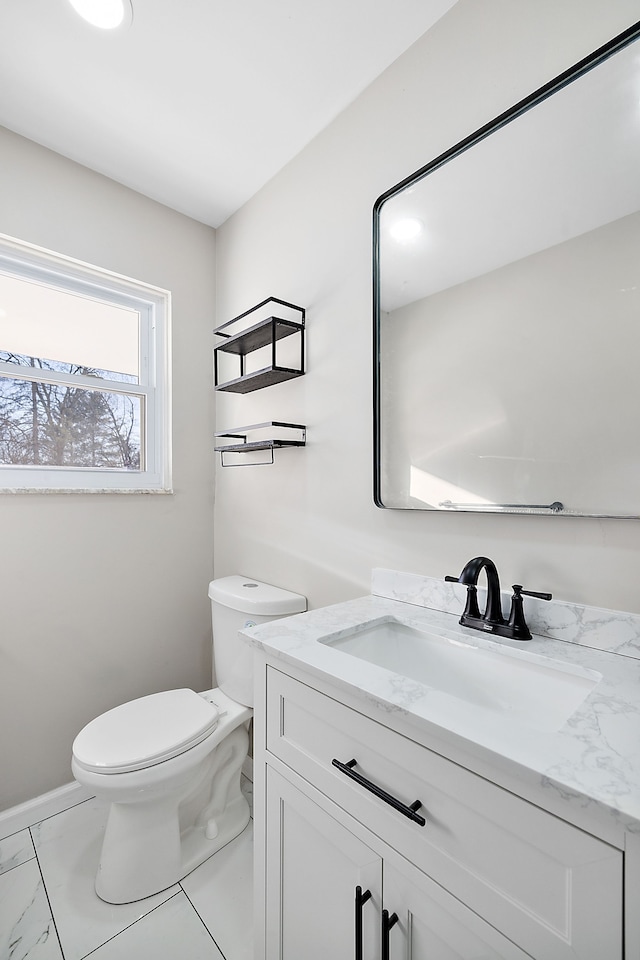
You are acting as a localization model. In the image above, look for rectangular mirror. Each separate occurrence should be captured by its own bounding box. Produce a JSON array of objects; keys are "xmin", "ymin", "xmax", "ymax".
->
[{"xmin": 373, "ymin": 21, "xmax": 640, "ymax": 517}]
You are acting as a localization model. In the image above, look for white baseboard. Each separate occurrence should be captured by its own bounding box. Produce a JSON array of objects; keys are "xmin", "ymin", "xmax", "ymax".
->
[
  {"xmin": 0, "ymin": 781, "xmax": 93, "ymax": 840},
  {"xmin": 2, "ymin": 760, "xmax": 253, "ymax": 841}
]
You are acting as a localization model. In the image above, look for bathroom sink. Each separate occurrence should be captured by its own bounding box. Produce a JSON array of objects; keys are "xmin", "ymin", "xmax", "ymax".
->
[{"xmin": 320, "ymin": 618, "xmax": 601, "ymax": 733}]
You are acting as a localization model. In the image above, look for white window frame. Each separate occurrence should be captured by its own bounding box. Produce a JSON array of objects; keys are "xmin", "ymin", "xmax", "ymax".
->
[{"xmin": 0, "ymin": 234, "xmax": 172, "ymax": 492}]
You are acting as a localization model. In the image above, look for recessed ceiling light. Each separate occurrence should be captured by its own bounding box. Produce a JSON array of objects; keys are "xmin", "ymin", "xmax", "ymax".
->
[
  {"xmin": 389, "ymin": 218, "xmax": 424, "ymax": 242},
  {"xmin": 68, "ymin": 0, "xmax": 133, "ymax": 30}
]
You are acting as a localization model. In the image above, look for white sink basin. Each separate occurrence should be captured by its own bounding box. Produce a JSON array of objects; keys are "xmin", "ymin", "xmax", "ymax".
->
[{"xmin": 321, "ymin": 618, "xmax": 601, "ymax": 732}]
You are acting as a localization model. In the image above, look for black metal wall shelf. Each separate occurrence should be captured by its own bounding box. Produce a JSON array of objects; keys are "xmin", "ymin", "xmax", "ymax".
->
[
  {"xmin": 216, "ymin": 362, "xmax": 301, "ymax": 394},
  {"xmin": 214, "ymin": 421, "xmax": 306, "ymax": 466},
  {"xmin": 214, "ymin": 297, "xmax": 305, "ymax": 394}
]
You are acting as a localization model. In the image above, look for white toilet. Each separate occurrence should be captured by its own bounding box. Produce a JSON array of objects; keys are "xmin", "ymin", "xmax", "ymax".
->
[{"xmin": 72, "ymin": 576, "xmax": 306, "ymax": 904}]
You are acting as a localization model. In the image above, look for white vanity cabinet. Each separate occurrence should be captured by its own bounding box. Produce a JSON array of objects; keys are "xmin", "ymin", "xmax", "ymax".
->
[
  {"xmin": 265, "ymin": 765, "xmax": 531, "ymax": 959},
  {"xmin": 255, "ymin": 662, "xmax": 624, "ymax": 960}
]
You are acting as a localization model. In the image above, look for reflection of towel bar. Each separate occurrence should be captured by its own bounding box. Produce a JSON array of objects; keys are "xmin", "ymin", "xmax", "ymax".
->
[{"xmin": 440, "ymin": 500, "xmax": 564, "ymax": 512}]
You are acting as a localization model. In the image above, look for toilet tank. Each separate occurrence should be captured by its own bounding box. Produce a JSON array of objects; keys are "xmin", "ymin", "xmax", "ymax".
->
[{"xmin": 208, "ymin": 576, "xmax": 306, "ymax": 707}]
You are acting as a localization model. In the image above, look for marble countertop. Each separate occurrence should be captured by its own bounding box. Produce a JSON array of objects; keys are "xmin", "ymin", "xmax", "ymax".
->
[{"xmin": 242, "ymin": 580, "xmax": 640, "ymax": 844}]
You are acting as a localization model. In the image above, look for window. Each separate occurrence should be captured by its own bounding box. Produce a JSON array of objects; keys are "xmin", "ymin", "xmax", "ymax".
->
[{"xmin": 0, "ymin": 234, "xmax": 171, "ymax": 491}]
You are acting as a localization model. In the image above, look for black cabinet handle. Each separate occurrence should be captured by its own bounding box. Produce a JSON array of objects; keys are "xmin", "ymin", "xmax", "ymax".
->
[
  {"xmin": 355, "ymin": 885, "xmax": 372, "ymax": 960},
  {"xmin": 332, "ymin": 758, "xmax": 426, "ymax": 826},
  {"xmin": 382, "ymin": 909, "xmax": 399, "ymax": 960}
]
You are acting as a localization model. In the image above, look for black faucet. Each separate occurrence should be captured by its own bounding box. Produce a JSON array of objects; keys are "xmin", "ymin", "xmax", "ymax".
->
[{"xmin": 445, "ymin": 557, "xmax": 551, "ymax": 641}]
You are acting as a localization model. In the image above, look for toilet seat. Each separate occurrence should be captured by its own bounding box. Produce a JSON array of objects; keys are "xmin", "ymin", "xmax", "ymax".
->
[{"xmin": 72, "ymin": 689, "xmax": 219, "ymax": 774}]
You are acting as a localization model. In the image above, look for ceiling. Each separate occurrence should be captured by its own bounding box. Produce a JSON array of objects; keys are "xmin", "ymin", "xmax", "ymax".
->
[{"xmin": 0, "ymin": 0, "xmax": 456, "ymax": 228}]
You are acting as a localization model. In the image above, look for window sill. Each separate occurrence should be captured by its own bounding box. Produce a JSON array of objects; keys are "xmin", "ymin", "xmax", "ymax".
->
[{"xmin": 0, "ymin": 487, "xmax": 174, "ymax": 495}]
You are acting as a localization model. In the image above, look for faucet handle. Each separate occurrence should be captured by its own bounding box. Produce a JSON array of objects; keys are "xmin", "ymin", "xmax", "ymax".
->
[
  {"xmin": 507, "ymin": 585, "xmax": 531, "ymax": 640},
  {"xmin": 507, "ymin": 584, "xmax": 552, "ymax": 641},
  {"xmin": 515, "ymin": 585, "xmax": 552, "ymax": 602},
  {"xmin": 445, "ymin": 575, "xmax": 482, "ymax": 620}
]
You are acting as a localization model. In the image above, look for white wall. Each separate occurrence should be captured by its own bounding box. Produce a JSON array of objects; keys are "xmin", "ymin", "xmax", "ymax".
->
[
  {"xmin": 0, "ymin": 128, "xmax": 217, "ymax": 810},
  {"xmin": 214, "ymin": 0, "xmax": 640, "ymax": 615}
]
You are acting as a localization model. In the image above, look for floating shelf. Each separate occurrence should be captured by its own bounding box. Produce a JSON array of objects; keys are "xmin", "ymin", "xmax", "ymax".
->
[
  {"xmin": 214, "ymin": 421, "xmax": 306, "ymax": 466},
  {"xmin": 216, "ymin": 364, "xmax": 302, "ymax": 394},
  {"xmin": 214, "ymin": 298, "xmax": 305, "ymax": 394}
]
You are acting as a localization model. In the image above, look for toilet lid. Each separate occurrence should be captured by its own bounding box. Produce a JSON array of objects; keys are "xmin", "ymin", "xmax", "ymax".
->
[{"xmin": 72, "ymin": 689, "xmax": 220, "ymax": 774}]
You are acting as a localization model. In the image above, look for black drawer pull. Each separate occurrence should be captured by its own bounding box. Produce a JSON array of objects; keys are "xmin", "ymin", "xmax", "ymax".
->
[
  {"xmin": 355, "ymin": 886, "xmax": 372, "ymax": 960},
  {"xmin": 332, "ymin": 757, "xmax": 426, "ymax": 826},
  {"xmin": 382, "ymin": 909, "xmax": 399, "ymax": 960}
]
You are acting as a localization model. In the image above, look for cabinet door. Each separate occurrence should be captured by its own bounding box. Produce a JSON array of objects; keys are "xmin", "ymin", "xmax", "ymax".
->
[
  {"xmin": 265, "ymin": 766, "xmax": 382, "ymax": 960},
  {"xmin": 383, "ymin": 859, "xmax": 531, "ymax": 960}
]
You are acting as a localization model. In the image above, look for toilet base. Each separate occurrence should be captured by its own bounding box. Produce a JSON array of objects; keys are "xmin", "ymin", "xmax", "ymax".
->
[
  {"xmin": 96, "ymin": 791, "xmax": 250, "ymax": 904},
  {"xmin": 93, "ymin": 717, "xmax": 251, "ymax": 904}
]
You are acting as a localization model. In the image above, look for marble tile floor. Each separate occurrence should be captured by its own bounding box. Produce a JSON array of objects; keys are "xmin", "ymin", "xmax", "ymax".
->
[{"xmin": 0, "ymin": 778, "xmax": 254, "ymax": 960}]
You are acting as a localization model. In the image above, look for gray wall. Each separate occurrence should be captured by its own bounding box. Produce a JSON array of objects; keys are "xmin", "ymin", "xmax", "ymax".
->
[
  {"xmin": 214, "ymin": 0, "xmax": 640, "ymax": 613},
  {"xmin": 0, "ymin": 129, "xmax": 217, "ymax": 810}
]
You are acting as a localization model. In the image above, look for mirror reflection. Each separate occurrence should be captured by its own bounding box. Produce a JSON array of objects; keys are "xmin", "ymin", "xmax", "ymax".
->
[{"xmin": 374, "ymin": 23, "xmax": 640, "ymax": 517}]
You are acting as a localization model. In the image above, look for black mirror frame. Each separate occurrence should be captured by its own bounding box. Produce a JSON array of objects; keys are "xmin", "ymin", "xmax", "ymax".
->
[{"xmin": 372, "ymin": 19, "xmax": 640, "ymax": 511}]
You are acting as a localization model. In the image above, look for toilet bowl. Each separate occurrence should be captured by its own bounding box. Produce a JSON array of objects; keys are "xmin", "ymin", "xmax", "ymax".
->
[{"xmin": 72, "ymin": 576, "xmax": 306, "ymax": 904}]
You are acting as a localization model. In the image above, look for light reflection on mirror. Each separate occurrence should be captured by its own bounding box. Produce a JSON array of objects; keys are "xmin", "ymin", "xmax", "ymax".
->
[{"xmin": 409, "ymin": 466, "xmax": 494, "ymax": 510}]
